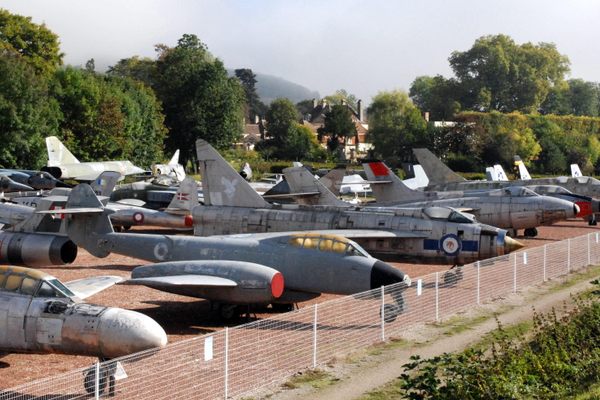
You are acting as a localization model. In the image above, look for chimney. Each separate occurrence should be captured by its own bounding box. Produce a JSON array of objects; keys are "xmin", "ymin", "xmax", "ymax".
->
[
  {"xmin": 424, "ymin": 112, "xmax": 430, "ymax": 122},
  {"xmin": 357, "ymin": 99, "xmax": 363, "ymax": 121}
]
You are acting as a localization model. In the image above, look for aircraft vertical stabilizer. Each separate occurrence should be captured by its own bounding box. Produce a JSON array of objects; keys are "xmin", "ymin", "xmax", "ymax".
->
[
  {"xmin": 166, "ymin": 177, "xmax": 199, "ymax": 211},
  {"xmin": 363, "ymin": 162, "xmax": 425, "ymax": 203},
  {"xmin": 318, "ymin": 168, "xmax": 346, "ymax": 195},
  {"xmin": 494, "ymin": 164, "xmax": 510, "ymax": 181},
  {"xmin": 571, "ymin": 163, "xmax": 583, "ymax": 178},
  {"xmin": 195, "ymin": 139, "xmax": 271, "ymax": 208},
  {"xmin": 513, "ymin": 156, "xmax": 531, "ymax": 180},
  {"xmin": 412, "ymin": 148, "xmax": 465, "ymax": 185},
  {"xmin": 283, "ymin": 166, "xmax": 348, "ymax": 206},
  {"xmin": 46, "ymin": 136, "xmax": 80, "ymax": 167},
  {"xmin": 90, "ymin": 171, "xmax": 122, "ymax": 196},
  {"xmin": 168, "ymin": 149, "xmax": 180, "ymax": 166}
]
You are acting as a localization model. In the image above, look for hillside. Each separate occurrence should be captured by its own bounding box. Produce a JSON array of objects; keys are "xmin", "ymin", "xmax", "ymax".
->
[{"xmin": 228, "ymin": 70, "xmax": 319, "ymax": 104}]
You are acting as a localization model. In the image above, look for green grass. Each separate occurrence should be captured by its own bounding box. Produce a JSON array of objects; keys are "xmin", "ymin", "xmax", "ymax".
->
[{"xmin": 282, "ymin": 369, "xmax": 339, "ymax": 390}]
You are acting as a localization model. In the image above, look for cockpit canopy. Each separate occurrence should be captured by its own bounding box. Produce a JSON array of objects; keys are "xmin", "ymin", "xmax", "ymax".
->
[
  {"xmin": 0, "ymin": 266, "xmax": 75, "ymax": 298},
  {"xmin": 529, "ymin": 185, "xmax": 572, "ymax": 195},
  {"xmin": 423, "ymin": 207, "xmax": 475, "ymax": 223},
  {"xmin": 503, "ymin": 186, "xmax": 538, "ymax": 197},
  {"xmin": 287, "ymin": 233, "xmax": 370, "ymax": 257}
]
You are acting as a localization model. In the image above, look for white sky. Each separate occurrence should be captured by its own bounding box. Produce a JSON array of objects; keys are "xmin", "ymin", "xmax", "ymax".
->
[{"xmin": 2, "ymin": 0, "xmax": 599, "ymax": 103}]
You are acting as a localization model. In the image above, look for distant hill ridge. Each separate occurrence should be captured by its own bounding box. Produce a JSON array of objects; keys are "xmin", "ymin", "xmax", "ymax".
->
[{"xmin": 228, "ymin": 70, "xmax": 320, "ymax": 105}]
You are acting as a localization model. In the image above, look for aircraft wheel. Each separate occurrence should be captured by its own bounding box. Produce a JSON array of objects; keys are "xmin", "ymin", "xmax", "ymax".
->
[
  {"xmin": 381, "ymin": 303, "xmax": 399, "ymax": 323},
  {"xmin": 83, "ymin": 367, "xmax": 107, "ymax": 394},
  {"xmin": 219, "ymin": 304, "xmax": 239, "ymax": 320},
  {"xmin": 589, "ymin": 218, "xmax": 597, "ymax": 226},
  {"xmin": 524, "ymin": 228, "xmax": 538, "ymax": 237}
]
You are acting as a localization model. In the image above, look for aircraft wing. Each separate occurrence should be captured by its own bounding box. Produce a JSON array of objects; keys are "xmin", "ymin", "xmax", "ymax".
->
[
  {"xmin": 65, "ymin": 276, "xmax": 123, "ymax": 299},
  {"xmin": 116, "ymin": 198, "xmax": 147, "ymax": 207},
  {"xmin": 262, "ymin": 191, "xmax": 320, "ymax": 200},
  {"xmin": 319, "ymin": 229, "xmax": 429, "ymax": 239},
  {"xmin": 124, "ymin": 275, "xmax": 237, "ymax": 288}
]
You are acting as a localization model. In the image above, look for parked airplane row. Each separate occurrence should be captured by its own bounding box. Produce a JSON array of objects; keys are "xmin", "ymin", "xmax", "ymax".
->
[{"xmin": 2, "ymin": 138, "xmax": 598, "ymax": 393}]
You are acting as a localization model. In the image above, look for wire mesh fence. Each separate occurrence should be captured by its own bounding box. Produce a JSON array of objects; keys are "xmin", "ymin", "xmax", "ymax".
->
[{"xmin": 1, "ymin": 232, "xmax": 598, "ymax": 400}]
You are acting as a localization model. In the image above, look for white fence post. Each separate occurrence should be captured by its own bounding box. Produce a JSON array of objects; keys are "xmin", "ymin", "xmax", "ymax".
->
[
  {"xmin": 588, "ymin": 233, "xmax": 591, "ymax": 267},
  {"xmin": 380, "ymin": 286, "xmax": 385, "ymax": 341},
  {"xmin": 543, "ymin": 244, "xmax": 547, "ymax": 282},
  {"xmin": 95, "ymin": 361, "xmax": 100, "ymax": 400},
  {"xmin": 476, "ymin": 261, "xmax": 480, "ymax": 305},
  {"xmin": 435, "ymin": 272, "xmax": 439, "ymax": 323},
  {"xmin": 568, "ymin": 238, "xmax": 571, "ymax": 273},
  {"xmin": 513, "ymin": 252, "xmax": 517, "ymax": 293},
  {"xmin": 313, "ymin": 304, "xmax": 318, "ymax": 368},
  {"xmin": 224, "ymin": 327, "xmax": 229, "ymax": 400}
]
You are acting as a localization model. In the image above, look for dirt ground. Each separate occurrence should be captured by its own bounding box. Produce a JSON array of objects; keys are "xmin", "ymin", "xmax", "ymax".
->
[{"xmin": 0, "ymin": 219, "xmax": 597, "ymax": 389}]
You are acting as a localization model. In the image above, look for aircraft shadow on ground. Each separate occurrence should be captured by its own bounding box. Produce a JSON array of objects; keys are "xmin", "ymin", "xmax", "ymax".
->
[{"xmin": 0, "ymin": 391, "xmax": 82, "ymax": 399}]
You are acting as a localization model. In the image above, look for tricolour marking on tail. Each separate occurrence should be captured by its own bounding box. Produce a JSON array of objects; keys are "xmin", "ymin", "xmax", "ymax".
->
[
  {"xmin": 46, "ymin": 136, "xmax": 79, "ymax": 167},
  {"xmin": 196, "ymin": 139, "xmax": 270, "ymax": 208},
  {"xmin": 412, "ymin": 148, "xmax": 465, "ymax": 185},
  {"xmin": 363, "ymin": 162, "xmax": 424, "ymax": 203}
]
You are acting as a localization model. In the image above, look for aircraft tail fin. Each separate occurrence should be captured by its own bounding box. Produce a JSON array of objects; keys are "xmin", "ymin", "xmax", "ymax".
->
[
  {"xmin": 168, "ymin": 149, "xmax": 180, "ymax": 166},
  {"xmin": 196, "ymin": 139, "xmax": 270, "ymax": 208},
  {"xmin": 319, "ymin": 168, "xmax": 346, "ymax": 195},
  {"xmin": 166, "ymin": 177, "xmax": 198, "ymax": 212},
  {"xmin": 283, "ymin": 166, "xmax": 348, "ymax": 206},
  {"xmin": 412, "ymin": 148, "xmax": 465, "ymax": 185},
  {"xmin": 90, "ymin": 171, "xmax": 121, "ymax": 196},
  {"xmin": 485, "ymin": 167, "xmax": 496, "ymax": 181},
  {"xmin": 46, "ymin": 136, "xmax": 79, "ymax": 167},
  {"xmin": 513, "ymin": 156, "xmax": 530, "ymax": 180},
  {"xmin": 571, "ymin": 163, "xmax": 582, "ymax": 178},
  {"xmin": 494, "ymin": 164, "xmax": 510, "ymax": 181},
  {"xmin": 402, "ymin": 165, "xmax": 429, "ymax": 189},
  {"xmin": 363, "ymin": 161, "xmax": 425, "ymax": 203},
  {"xmin": 64, "ymin": 184, "xmax": 113, "ymax": 257}
]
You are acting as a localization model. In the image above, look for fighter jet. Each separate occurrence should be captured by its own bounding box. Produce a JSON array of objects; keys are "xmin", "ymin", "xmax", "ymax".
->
[
  {"xmin": 45, "ymin": 183, "xmax": 410, "ymax": 320},
  {"xmin": 0, "ymin": 175, "xmax": 34, "ymax": 192},
  {"xmin": 152, "ymin": 149, "xmax": 186, "ymax": 182},
  {"xmin": 0, "ymin": 265, "xmax": 166, "ymax": 391},
  {"xmin": 192, "ymin": 139, "xmax": 522, "ymax": 264},
  {"xmin": 0, "ymin": 168, "xmax": 70, "ymax": 190},
  {"xmin": 358, "ymin": 161, "xmax": 579, "ymax": 237},
  {"xmin": 42, "ymin": 136, "xmax": 146, "ymax": 181},
  {"xmin": 414, "ymin": 148, "xmax": 600, "ymax": 225}
]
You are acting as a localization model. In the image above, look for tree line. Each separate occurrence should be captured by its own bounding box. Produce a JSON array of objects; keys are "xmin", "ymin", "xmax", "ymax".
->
[{"xmin": 3, "ymin": 7, "xmax": 600, "ymax": 175}]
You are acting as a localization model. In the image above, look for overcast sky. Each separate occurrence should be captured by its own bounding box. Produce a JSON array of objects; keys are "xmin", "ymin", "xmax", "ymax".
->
[{"xmin": 2, "ymin": 0, "xmax": 599, "ymax": 102}]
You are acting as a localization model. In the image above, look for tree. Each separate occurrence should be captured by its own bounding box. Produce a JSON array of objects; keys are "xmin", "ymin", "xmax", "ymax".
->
[
  {"xmin": 367, "ymin": 90, "xmax": 430, "ymax": 164},
  {"xmin": 0, "ymin": 52, "xmax": 60, "ymax": 168},
  {"xmin": 449, "ymin": 34, "xmax": 570, "ymax": 113},
  {"xmin": 235, "ymin": 68, "xmax": 267, "ymax": 121},
  {"xmin": 317, "ymin": 104, "xmax": 357, "ymax": 153},
  {"xmin": 0, "ymin": 9, "xmax": 63, "ymax": 77},
  {"xmin": 265, "ymin": 98, "xmax": 300, "ymax": 148},
  {"xmin": 409, "ymin": 75, "xmax": 462, "ymax": 120},
  {"xmin": 107, "ymin": 56, "xmax": 158, "ymax": 87},
  {"xmin": 568, "ymin": 79, "xmax": 599, "ymax": 117},
  {"xmin": 153, "ymin": 34, "xmax": 245, "ymax": 164},
  {"xmin": 324, "ymin": 89, "xmax": 358, "ymax": 109}
]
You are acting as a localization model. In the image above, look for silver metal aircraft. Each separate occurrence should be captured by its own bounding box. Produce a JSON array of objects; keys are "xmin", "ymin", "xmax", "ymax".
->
[
  {"xmin": 414, "ymin": 148, "xmax": 600, "ymax": 225},
  {"xmin": 192, "ymin": 139, "xmax": 523, "ymax": 264},
  {"xmin": 360, "ymin": 161, "xmax": 579, "ymax": 237},
  {"xmin": 0, "ymin": 265, "xmax": 167, "ymax": 392},
  {"xmin": 0, "ymin": 168, "xmax": 70, "ymax": 191},
  {"xmin": 47, "ymin": 183, "xmax": 411, "ymax": 320},
  {"xmin": 42, "ymin": 136, "xmax": 145, "ymax": 181}
]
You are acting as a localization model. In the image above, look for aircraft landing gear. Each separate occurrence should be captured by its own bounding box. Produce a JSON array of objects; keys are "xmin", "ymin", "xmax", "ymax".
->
[
  {"xmin": 219, "ymin": 304, "xmax": 240, "ymax": 320},
  {"xmin": 83, "ymin": 361, "xmax": 116, "ymax": 396},
  {"xmin": 271, "ymin": 303, "xmax": 295, "ymax": 312},
  {"xmin": 379, "ymin": 292, "xmax": 405, "ymax": 323},
  {"xmin": 524, "ymin": 227, "xmax": 538, "ymax": 237},
  {"xmin": 589, "ymin": 217, "xmax": 597, "ymax": 226}
]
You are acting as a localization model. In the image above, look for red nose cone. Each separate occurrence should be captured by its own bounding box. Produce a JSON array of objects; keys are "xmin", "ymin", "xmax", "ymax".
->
[
  {"xmin": 576, "ymin": 201, "xmax": 592, "ymax": 217},
  {"xmin": 271, "ymin": 272, "xmax": 284, "ymax": 298},
  {"xmin": 184, "ymin": 214, "xmax": 194, "ymax": 227}
]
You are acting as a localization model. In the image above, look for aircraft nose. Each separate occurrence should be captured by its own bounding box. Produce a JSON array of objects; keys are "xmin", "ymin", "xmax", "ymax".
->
[
  {"xmin": 503, "ymin": 235, "xmax": 524, "ymax": 254},
  {"xmin": 98, "ymin": 308, "xmax": 167, "ymax": 358},
  {"xmin": 572, "ymin": 203, "xmax": 580, "ymax": 218},
  {"xmin": 7, "ymin": 180, "xmax": 34, "ymax": 192},
  {"xmin": 370, "ymin": 260, "xmax": 411, "ymax": 289}
]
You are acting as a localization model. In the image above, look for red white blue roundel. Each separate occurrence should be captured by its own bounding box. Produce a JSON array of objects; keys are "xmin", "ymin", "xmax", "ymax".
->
[{"xmin": 440, "ymin": 234, "xmax": 461, "ymax": 256}]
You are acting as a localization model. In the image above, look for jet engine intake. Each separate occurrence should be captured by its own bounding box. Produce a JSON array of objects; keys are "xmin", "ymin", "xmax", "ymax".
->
[{"xmin": 0, "ymin": 232, "xmax": 77, "ymax": 267}]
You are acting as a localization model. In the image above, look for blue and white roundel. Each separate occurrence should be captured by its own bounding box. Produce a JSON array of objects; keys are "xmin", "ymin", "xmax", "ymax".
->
[{"xmin": 440, "ymin": 234, "xmax": 461, "ymax": 256}]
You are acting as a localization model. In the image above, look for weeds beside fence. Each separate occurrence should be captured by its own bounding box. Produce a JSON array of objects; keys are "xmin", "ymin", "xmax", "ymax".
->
[{"xmin": 2, "ymin": 232, "xmax": 599, "ymax": 400}]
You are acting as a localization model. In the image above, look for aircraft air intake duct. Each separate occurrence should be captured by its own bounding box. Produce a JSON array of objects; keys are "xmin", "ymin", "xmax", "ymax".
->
[{"xmin": 0, "ymin": 232, "xmax": 77, "ymax": 267}]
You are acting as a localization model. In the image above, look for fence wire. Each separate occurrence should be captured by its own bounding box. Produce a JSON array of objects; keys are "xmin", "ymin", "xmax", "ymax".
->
[{"xmin": 1, "ymin": 232, "xmax": 598, "ymax": 400}]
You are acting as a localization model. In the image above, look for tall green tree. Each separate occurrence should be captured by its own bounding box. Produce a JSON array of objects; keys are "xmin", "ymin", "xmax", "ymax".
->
[
  {"xmin": 367, "ymin": 90, "xmax": 430, "ymax": 164},
  {"xmin": 324, "ymin": 89, "xmax": 358, "ymax": 108},
  {"xmin": 153, "ymin": 34, "xmax": 245, "ymax": 164},
  {"xmin": 0, "ymin": 8, "xmax": 63, "ymax": 77},
  {"xmin": 0, "ymin": 52, "xmax": 59, "ymax": 168},
  {"xmin": 409, "ymin": 75, "xmax": 462, "ymax": 120},
  {"xmin": 265, "ymin": 98, "xmax": 300, "ymax": 148},
  {"xmin": 235, "ymin": 68, "xmax": 267, "ymax": 120},
  {"xmin": 317, "ymin": 104, "xmax": 357, "ymax": 153},
  {"xmin": 449, "ymin": 34, "xmax": 570, "ymax": 113}
]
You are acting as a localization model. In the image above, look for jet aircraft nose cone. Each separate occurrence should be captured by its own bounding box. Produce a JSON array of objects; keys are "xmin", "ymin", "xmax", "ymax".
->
[
  {"xmin": 98, "ymin": 308, "xmax": 167, "ymax": 358},
  {"xmin": 7, "ymin": 180, "xmax": 34, "ymax": 192},
  {"xmin": 370, "ymin": 260, "xmax": 411, "ymax": 289},
  {"xmin": 572, "ymin": 203, "xmax": 580, "ymax": 218},
  {"xmin": 504, "ymin": 236, "xmax": 525, "ymax": 253}
]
